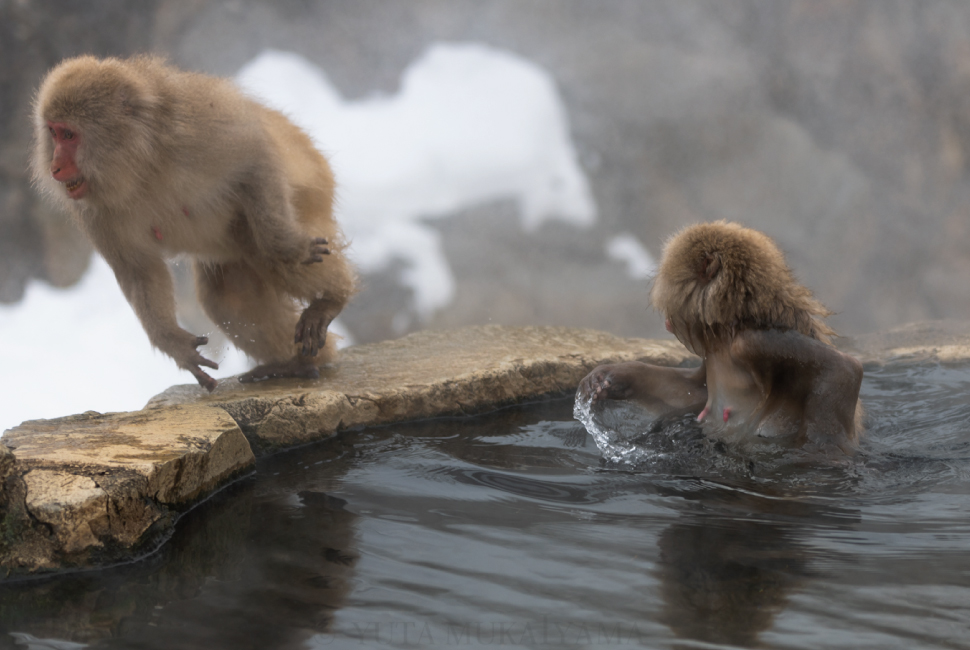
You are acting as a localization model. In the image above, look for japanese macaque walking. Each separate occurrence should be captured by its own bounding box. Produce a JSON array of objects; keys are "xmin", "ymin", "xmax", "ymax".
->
[
  {"xmin": 32, "ymin": 55, "xmax": 356, "ymax": 391},
  {"xmin": 579, "ymin": 221, "xmax": 863, "ymax": 456}
]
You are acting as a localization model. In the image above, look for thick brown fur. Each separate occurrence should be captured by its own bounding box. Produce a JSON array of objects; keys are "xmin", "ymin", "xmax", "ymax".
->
[
  {"xmin": 651, "ymin": 220, "xmax": 835, "ymax": 353},
  {"xmin": 32, "ymin": 55, "xmax": 356, "ymax": 390},
  {"xmin": 580, "ymin": 221, "xmax": 863, "ymax": 457}
]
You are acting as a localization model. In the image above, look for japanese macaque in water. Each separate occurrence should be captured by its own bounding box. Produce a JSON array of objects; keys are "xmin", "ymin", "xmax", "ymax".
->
[
  {"xmin": 579, "ymin": 221, "xmax": 863, "ymax": 456},
  {"xmin": 32, "ymin": 55, "xmax": 356, "ymax": 391}
]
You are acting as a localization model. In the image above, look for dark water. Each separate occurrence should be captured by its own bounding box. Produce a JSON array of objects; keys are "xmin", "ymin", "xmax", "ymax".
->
[{"xmin": 2, "ymin": 363, "xmax": 970, "ymax": 649}]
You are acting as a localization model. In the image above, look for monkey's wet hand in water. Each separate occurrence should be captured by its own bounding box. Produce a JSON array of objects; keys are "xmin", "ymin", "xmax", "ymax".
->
[
  {"xmin": 579, "ymin": 364, "xmax": 637, "ymax": 403},
  {"xmin": 302, "ymin": 237, "xmax": 331, "ymax": 265}
]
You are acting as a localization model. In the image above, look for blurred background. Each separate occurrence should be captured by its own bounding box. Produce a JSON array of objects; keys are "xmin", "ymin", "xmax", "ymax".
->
[{"xmin": 3, "ymin": 0, "xmax": 970, "ymax": 425}]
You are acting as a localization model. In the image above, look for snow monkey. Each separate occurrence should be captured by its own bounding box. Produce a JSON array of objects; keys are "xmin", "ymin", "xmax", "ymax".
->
[
  {"xmin": 32, "ymin": 55, "xmax": 356, "ymax": 391},
  {"xmin": 579, "ymin": 221, "xmax": 864, "ymax": 456}
]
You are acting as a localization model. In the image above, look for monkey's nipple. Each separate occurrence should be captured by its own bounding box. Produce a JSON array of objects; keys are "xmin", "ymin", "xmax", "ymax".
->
[{"xmin": 697, "ymin": 405, "xmax": 710, "ymax": 422}]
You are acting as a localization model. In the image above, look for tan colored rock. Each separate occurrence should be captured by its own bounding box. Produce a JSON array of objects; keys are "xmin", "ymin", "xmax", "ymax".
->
[
  {"xmin": 23, "ymin": 470, "xmax": 108, "ymax": 554},
  {"xmin": 844, "ymin": 320, "xmax": 970, "ymax": 365},
  {"xmin": 1, "ymin": 405, "xmax": 254, "ymax": 575},
  {"xmin": 148, "ymin": 325, "xmax": 693, "ymax": 452},
  {"xmin": 6, "ymin": 405, "xmax": 254, "ymax": 506}
]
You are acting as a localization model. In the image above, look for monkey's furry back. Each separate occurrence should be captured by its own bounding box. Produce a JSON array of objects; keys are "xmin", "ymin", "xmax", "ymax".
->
[{"xmin": 650, "ymin": 220, "xmax": 836, "ymax": 348}]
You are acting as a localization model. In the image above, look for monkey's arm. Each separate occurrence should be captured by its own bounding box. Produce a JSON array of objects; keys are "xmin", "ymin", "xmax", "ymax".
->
[
  {"xmin": 579, "ymin": 361, "xmax": 708, "ymax": 414},
  {"xmin": 102, "ymin": 249, "xmax": 219, "ymax": 391},
  {"xmin": 732, "ymin": 329, "xmax": 863, "ymax": 453}
]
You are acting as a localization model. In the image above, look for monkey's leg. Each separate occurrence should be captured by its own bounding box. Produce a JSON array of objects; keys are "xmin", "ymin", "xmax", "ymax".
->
[
  {"xmin": 266, "ymin": 239, "xmax": 357, "ymax": 360},
  {"xmin": 195, "ymin": 261, "xmax": 323, "ymax": 382}
]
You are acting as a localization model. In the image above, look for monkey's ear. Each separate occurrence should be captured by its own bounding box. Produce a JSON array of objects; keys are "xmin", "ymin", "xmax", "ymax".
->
[{"xmin": 701, "ymin": 253, "xmax": 721, "ymax": 281}]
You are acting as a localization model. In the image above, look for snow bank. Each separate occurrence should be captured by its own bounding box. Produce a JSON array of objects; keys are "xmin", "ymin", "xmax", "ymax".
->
[
  {"xmin": 236, "ymin": 43, "xmax": 596, "ymax": 318},
  {"xmin": 0, "ymin": 256, "xmax": 251, "ymax": 432}
]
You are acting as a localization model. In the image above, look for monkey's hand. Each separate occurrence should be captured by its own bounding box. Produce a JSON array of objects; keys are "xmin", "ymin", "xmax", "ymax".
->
[
  {"xmin": 578, "ymin": 363, "xmax": 639, "ymax": 403},
  {"xmin": 171, "ymin": 334, "xmax": 219, "ymax": 392},
  {"xmin": 301, "ymin": 237, "xmax": 331, "ymax": 265}
]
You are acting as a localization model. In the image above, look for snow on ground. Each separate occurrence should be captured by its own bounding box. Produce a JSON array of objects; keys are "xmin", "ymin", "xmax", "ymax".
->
[
  {"xmin": 0, "ymin": 255, "xmax": 252, "ymax": 432},
  {"xmin": 0, "ymin": 43, "xmax": 595, "ymax": 433}
]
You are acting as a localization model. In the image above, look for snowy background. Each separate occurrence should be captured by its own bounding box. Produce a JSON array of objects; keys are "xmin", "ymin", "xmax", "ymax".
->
[
  {"xmin": 0, "ymin": 44, "xmax": 656, "ymax": 433},
  {"xmin": 9, "ymin": 2, "xmax": 960, "ymax": 433},
  {"xmin": 237, "ymin": 44, "xmax": 599, "ymax": 321}
]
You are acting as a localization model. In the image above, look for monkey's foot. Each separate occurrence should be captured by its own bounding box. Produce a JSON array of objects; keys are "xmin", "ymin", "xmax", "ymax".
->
[
  {"xmin": 239, "ymin": 359, "xmax": 321, "ymax": 383},
  {"xmin": 295, "ymin": 298, "xmax": 341, "ymax": 357}
]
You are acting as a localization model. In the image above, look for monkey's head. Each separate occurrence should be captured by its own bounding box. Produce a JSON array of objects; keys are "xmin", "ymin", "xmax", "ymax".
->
[
  {"xmin": 650, "ymin": 220, "xmax": 835, "ymax": 354},
  {"xmin": 32, "ymin": 55, "xmax": 162, "ymax": 207}
]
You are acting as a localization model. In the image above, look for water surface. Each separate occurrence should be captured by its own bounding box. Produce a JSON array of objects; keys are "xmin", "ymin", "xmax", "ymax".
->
[{"xmin": 1, "ymin": 363, "xmax": 969, "ymax": 649}]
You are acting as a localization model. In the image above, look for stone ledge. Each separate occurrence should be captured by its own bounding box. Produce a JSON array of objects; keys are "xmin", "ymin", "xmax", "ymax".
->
[
  {"xmin": 843, "ymin": 320, "xmax": 970, "ymax": 366},
  {"xmin": 3, "ymin": 322, "xmax": 970, "ymax": 577},
  {"xmin": 0, "ymin": 325, "xmax": 687, "ymax": 577},
  {"xmin": 148, "ymin": 325, "xmax": 693, "ymax": 454},
  {"xmin": 0, "ymin": 405, "xmax": 253, "ymax": 576}
]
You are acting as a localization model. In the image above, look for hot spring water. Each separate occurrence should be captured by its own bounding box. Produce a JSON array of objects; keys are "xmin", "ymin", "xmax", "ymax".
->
[{"xmin": 1, "ymin": 362, "xmax": 969, "ymax": 649}]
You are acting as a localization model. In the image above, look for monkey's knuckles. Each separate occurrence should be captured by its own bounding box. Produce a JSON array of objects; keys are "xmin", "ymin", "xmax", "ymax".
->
[
  {"xmin": 579, "ymin": 372, "xmax": 609, "ymax": 401},
  {"xmin": 590, "ymin": 371, "xmax": 631, "ymax": 402},
  {"xmin": 301, "ymin": 243, "xmax": 331, "ymax": 265}
]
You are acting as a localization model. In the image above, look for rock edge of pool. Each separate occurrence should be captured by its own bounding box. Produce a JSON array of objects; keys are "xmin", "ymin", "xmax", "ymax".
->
[{"xmin": 1, "ymin": 321, "xmax": 969, "ymax": 578}]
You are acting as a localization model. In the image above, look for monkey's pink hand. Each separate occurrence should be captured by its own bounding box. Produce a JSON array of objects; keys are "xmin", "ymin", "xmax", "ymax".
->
[
  {"xmin": 301, "ymin": 237, "xmax": 331, "ymax": 265},
  {"xmin": 578, "ymin": 364, "xmax": 636, "ymax": 402},
  {"xmin": 178, "ymin": 335, "xmax": 219, "ymax": 392}
]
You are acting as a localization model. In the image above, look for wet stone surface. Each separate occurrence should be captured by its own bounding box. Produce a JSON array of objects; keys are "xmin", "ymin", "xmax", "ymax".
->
[
  {"xmin": 0, "ymin": 325, "xmax": 687, "ymax": 577},
  {"xmin": 0, "ymin": 322, "xmax": 968, "ymax": 578},
  {"xmin": 0, "ymin": 406, "xmax": 253, "ymax": 575}
]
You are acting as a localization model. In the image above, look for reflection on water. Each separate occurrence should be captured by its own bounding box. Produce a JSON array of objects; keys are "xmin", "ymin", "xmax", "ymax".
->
[
  {"xmin": 2, "ymin": 364, "xmax": 970, "ymax": 649},
  {"xmin": 658, "ymin": 517, "xmax": 809, "ymax": 647}
]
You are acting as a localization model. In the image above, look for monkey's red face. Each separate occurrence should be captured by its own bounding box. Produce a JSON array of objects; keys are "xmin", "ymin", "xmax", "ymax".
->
[{"xmin": 47, "ymin": 121, "xmax": 88, "ymax": 199}]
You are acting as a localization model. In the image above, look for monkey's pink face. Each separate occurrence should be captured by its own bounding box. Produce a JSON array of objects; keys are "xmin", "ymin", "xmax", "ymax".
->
[{"xmin": 47, "ymin": 121, "xmax": 88, "ymax": 199}]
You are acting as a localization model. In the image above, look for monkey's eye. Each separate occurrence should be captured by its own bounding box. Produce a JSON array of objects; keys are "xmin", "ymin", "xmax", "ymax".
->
[
  {"xmin": 48, "ymin": 127, "xmax": 56, "ymax": 138},
  {"xmin": 62, "ymin": 130, "xmax": 74, "ymax": 140}
]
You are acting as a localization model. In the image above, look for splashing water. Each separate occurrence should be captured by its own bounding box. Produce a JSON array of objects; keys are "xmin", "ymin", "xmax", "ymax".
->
[
  {"xmin": 573, "ymin": 392, "xmax": 650, "ymax": 463},
  {"xmin": 573, "ymin": 392, "xmax": 714, "ymax": 464},
  {"xmin": 573, "ymin": 391, "xmax": 750, "ymax": 475}
]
